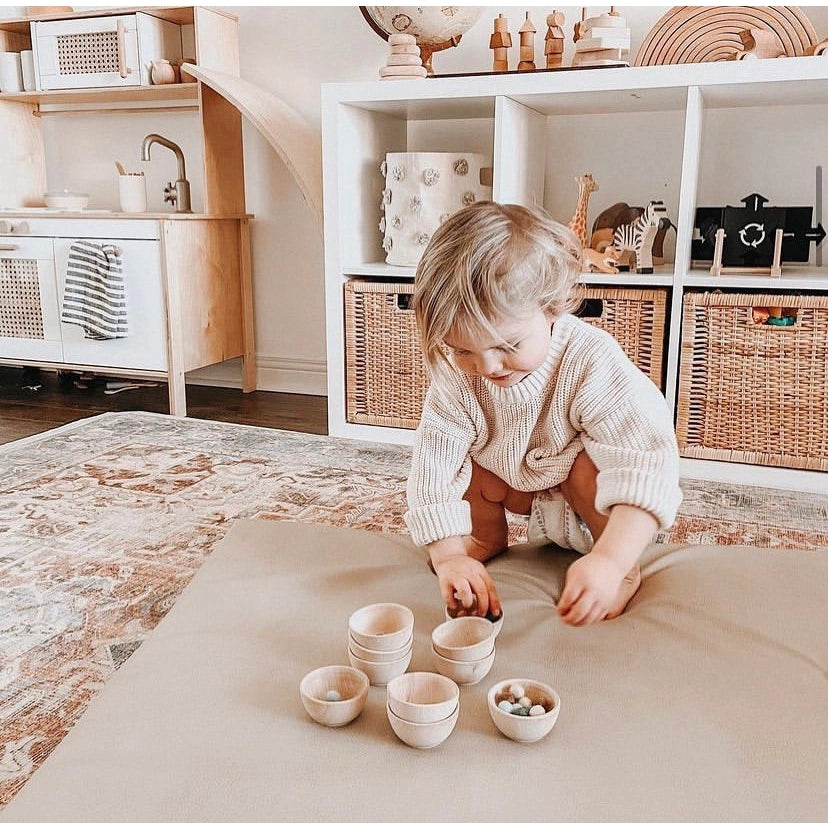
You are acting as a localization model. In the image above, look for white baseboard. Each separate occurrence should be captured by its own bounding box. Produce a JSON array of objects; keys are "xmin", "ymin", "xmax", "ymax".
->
[{"xmin": 187, "ymin": 356, "xmax": 327, "ymax": 396}]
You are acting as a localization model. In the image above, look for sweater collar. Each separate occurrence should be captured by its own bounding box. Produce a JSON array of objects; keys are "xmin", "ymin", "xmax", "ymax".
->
[{"xmin": 478, "ymin": 314, "xmax": 575, "ymax": 404}]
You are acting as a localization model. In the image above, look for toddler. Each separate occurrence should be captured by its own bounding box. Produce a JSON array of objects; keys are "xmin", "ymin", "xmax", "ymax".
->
[{"xmin": 404, "ymin": 201, "xmax": 682, "ymax": 626}]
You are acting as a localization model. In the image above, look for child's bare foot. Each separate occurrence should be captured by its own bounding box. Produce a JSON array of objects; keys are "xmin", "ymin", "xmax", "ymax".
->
[{"xmin": 605, "ymin": 565, "xmax": 641, "ymax": 619}]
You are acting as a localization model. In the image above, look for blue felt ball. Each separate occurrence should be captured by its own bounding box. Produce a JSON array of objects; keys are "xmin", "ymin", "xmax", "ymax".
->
[{"xmin": 325, "ymin": 690, "xmax": 342, "ymax": 702}]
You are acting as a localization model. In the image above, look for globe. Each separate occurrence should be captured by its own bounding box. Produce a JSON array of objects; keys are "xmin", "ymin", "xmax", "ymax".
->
[{"xmin": 360, "ymin": 6, "xmax": 483, "ymax": 73}]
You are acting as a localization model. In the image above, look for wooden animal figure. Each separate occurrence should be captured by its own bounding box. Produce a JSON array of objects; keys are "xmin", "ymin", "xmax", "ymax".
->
[
  {"xmin": 489, "ymin": 14, "xmax": 512, "ymax": 72},
  {"xmin": 567, "ymin": 173, "xmax": 599, "ymax": 250},
  {"xmin": 545, "ymin": 11, "xmax": 565, "ymax": 68},
  {"xmin": 583, "ymin": 245, "xmax": 621, "ymax": 274},
  {"xmin": 591, "ymin": 201, "xmax": 674, "ymax": 265},
  {"xmin": 612, "ymin": 201, "xmax": 670, "ymax": 273},
  {"xmin": 518, "ymin": 12, "xmax": 537, "ymax": 71}
]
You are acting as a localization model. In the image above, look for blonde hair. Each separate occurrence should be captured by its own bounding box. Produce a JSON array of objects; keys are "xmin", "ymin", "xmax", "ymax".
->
[{"xmin": 413, "ymin": 201, "xmax": 583, "ymax": 384}]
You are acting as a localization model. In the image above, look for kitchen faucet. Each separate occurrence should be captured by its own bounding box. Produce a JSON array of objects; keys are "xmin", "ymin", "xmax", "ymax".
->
[{"xmin": 140, "ymin": 133, "xmax": 192, "ymax": 213}]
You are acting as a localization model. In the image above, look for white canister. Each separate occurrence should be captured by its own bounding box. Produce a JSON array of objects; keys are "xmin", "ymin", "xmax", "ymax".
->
[
  {"xmin": 20, "ymin": 50, "xmax": 36, "ymax": 92},
  {"xmin": 379, "ymin": 152, "xmax": 492, "ymax": 266},
  {"xmin": 118, "ymin": 173, "xmax": 147, "ymax": 214},
  {"xmin": 0, "ymin": 52, "xmax": 23, "ymax": 93}
]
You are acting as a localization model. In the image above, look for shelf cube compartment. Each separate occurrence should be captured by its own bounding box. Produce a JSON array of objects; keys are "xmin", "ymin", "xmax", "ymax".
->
[{"xmin": 676, "ymin": 291, "xmax": 828, "ymax": 471}]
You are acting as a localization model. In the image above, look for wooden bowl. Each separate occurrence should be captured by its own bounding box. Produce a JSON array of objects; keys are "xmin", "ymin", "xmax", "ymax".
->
[
  {"xmin": 386, "ymin": 701, "xmax": 459, "ymax": 749},
  {"xmin": 445, "ymin": 605, "xmax": 504, "ymax": 636},
  {"xmin": 487, "ymin": 678, "xmax": 561, "ymax": 743},
  {"xmin": 348, "ymin": 644, "xmax": 411, "ymax": 686},
  {"xmin": 348, "ymin": 602, "xmax": 414, "ymax": 652},
  {"xmin": 431, "ymin": 616, "xmax": 496, "ymax": 662},
  {"xmin": 348, "ymin": 631, "xmax": 412, "ymax": 663},
  {"xmin": 431, "ymin": 644, "xmax": 495, "ymax": 685},
  {"xmin": 386, "ymin": 671, "xmax": 459, "ymax": 724},
  {"xmin": 299, "ymin": 665, "xmax": 369, "ymax": 727}
]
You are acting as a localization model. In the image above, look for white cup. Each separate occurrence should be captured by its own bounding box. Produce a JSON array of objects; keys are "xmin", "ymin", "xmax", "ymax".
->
[
  {"xmin": 0, "ymin": 52, "xmax": 23, "ymax": 93},
  {"xmin": 20, "ymin": 50, "xmax": 35, "ymax": 92},
  {"xmin": 118, "ymin": 174, "xmax": 147, "ymax": 214}
]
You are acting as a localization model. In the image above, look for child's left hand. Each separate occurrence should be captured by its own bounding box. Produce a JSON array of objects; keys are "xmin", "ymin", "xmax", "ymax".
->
[{"xmin": 557, "ymin": 551, "xmax": 627, "ymax": 626}]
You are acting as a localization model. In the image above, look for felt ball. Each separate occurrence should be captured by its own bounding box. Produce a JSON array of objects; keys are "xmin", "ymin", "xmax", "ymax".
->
[
  {"xmin": 519, "ymin": 696, "xmax": 532, "ymax": 708},
  {"xmin": 509, "ymin": 683, "xmax": 525, "ymax": 699},
  {"xmin": 529, "ymin": 705, "xmax": 546, "ymax": 716},
  {"xmin": 325, "ymin": 690, "xmax": 342, "ymax": 702},
  {"xmin": 498, "ymin": 699, "xmax": 513, "ymax": 713},
  {"xmin": 511, "ymin": 705, "xmax": 529, "ymax": 716}
]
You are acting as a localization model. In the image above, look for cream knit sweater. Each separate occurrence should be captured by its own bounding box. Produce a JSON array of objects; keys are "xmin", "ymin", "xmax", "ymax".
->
[{"xmin": 405, "ymin": 314, "xmax": 682, "ymax": 547}]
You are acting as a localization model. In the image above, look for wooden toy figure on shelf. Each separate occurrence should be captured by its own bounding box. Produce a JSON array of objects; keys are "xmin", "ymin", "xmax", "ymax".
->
[
  {"xmin": 545, "ymin": 10, "xmax": 566, "ymax": 68},
  {"xmin": 612, "ymin": 201, "xmax": 671, "ymax": 274},
  {"xmin": 518, "ymin": 12, "xmax": 537, "ymax": 71},
  {"xmin": 490, "ymin": 13, "xmax": 512, "ymax": 72},
  {"xmin": 567, "ymin": 173, "xmax": 621, "ymax": 274}
]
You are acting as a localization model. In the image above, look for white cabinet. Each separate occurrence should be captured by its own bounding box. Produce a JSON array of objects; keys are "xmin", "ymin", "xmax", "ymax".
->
[
  {"xmin": 54, "ymin": 237, "xmax": 167, "ymax": 371},
  {"xmin": 322, "ymin": 58, "xmax": 828, "ymax": 492}
]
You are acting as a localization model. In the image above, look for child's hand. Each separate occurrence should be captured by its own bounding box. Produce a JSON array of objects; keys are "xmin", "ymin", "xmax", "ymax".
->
[
  {"xmin": 434, "ymin": 555, "xmax": 501, "ymax": 619},
  {"xmin": 557, "ymin": 551, "xmax": 627, "ymax": 626}
]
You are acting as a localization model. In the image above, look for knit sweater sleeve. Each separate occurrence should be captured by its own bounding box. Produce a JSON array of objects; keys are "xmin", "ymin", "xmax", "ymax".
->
[
  {"xmin": 569, "ymin": 330, "xmax": 682, "ymax": 530},
  {"xmin": 404, "ymin": 380, "xmax": 477, "ymax": 547}
]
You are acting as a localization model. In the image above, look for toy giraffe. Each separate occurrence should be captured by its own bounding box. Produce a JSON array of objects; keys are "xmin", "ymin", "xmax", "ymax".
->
[{"xmin": 567, "ymin": 173, "xmax": 598, "ymax": 249}]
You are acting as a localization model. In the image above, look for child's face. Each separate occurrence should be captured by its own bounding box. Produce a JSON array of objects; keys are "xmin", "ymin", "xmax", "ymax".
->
[{"xmin": 444, "ymin": 308, "xmax": 554, "ymax": 387}]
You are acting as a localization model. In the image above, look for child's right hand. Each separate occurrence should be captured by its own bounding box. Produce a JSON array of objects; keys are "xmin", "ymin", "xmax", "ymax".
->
[{"xmin": 432, "ymin": 554, "xmax": 501, "ymax": 619}]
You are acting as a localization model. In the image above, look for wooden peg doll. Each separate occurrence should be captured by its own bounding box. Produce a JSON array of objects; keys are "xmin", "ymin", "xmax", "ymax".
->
[
  {"xmin": 545, "ymin": 10, "xmax": 565, "ymax": 68},
  {"xmin": 489, "ymin": 13, "xmax": 512, "ymax": 72},
  {"xmin": 518, "ymin": 12, "xmax": 536, "ymax": 71}
]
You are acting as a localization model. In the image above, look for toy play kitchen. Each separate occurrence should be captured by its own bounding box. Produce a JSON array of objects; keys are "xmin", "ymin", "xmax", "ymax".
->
[{"xmin": 0, "ymin": 6, "xmax": 256, "ymax": 417}]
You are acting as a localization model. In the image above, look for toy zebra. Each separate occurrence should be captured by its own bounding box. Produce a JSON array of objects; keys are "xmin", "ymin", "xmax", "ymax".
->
[{"xmin": 612, "ymin": 200, "xmax": 671, "ymax": 273}]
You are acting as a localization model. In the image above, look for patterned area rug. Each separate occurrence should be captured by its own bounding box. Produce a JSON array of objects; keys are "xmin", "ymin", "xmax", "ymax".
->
[{"xmin": 1, "ymin": 411, "xmax": 826, "ymax": 808}]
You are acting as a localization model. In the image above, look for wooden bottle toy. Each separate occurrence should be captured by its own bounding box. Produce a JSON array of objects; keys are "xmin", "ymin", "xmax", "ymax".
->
[{"xmin": 489, "ymin": 13, "xmax": 512, "ymax": 72}]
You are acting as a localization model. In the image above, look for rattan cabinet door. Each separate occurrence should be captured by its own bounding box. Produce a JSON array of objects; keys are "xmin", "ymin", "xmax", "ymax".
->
[{"xmin": 0, "ymin": 236, "xmax": 62, "ymax": 362}]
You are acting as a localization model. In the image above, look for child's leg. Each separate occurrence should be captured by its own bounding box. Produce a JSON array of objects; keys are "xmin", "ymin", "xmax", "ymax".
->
[
  {"xmin": 559, "ymin": 451, "xmax": 642, "ymax": 619},
  {"xmin": 463, "ymin": 461, "xmax": 533, "ymax": 563}
]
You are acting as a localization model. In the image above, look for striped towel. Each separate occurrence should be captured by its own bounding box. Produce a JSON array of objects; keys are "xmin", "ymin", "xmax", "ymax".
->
[{"xmin": 61, "ymin": 240, "xmax": 128, "ymax": 340}]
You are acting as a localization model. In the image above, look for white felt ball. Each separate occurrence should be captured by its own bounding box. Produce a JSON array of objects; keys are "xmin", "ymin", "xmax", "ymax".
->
[
  {"xmin": 529, "ymin": 704, "xmax": 546, "ymax": 716},
  {"xmin": 509, "ymin": 683, "xmax": 525, "ymax": 699},
  {"xmin": 519, "ymin": 696, "xmax": 532, "ymax": 708}
]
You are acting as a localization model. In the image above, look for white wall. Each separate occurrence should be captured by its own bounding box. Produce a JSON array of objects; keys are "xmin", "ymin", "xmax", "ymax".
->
[{"xmin": 4, "ymin": 5, "xmax": 828, "ymax": 395}]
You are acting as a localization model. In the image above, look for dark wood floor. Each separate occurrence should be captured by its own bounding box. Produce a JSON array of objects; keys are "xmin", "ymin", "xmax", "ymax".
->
[{"xmin": 0, "ymin": 366, "xmax": 328, "ymax": 445}]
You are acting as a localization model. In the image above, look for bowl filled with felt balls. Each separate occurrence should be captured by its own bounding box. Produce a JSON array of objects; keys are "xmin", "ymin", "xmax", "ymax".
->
[
  {"xmin": 487, "ymin": 678, "xmax": 560, "ymax": 743},
  {"xmin": 299, "ymin": 665, "xmax": 370, "ymax": 727}
]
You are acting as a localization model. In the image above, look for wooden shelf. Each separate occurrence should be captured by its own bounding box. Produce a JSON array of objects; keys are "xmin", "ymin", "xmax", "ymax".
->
[
  {"xmin": 0, "ymin": 84, "xmax": 199, "ymax": 108},
  {"xmin": 684, "ymin": 267, "xmax": 828, "ymax": 291}
]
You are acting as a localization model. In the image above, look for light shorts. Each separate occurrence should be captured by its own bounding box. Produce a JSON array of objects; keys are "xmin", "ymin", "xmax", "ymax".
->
[{"xmin": 527, "ymin": 488, "xmax": 593, "ymax": 554}]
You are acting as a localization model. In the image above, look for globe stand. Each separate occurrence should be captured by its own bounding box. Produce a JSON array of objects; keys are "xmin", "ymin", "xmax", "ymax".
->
[{"xmin": 419, "ymin": 35, "xmax": 462, "ymax": 75}]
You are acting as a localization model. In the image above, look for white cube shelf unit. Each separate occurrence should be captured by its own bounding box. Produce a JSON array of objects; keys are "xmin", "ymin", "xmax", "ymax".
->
[{"xmin": 322, "ymin": 57, "xmax": 828, "ymax": 492}]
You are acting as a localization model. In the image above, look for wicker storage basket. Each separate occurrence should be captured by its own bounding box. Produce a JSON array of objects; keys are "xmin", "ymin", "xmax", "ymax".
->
[
  {"xmin": 344, "ymin": 280, "xmax": 427, "ymax": 429},
  {"xmin": 344, "ymin": 281, "xmax": 669, "ymax": 430},
  {"xmin": 576, "ymin": 287, "xmax": 668, "ymax": 389},
  {"xmin": 676, "ymin": 291, "xmax": 828, "ymax": 471}
]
